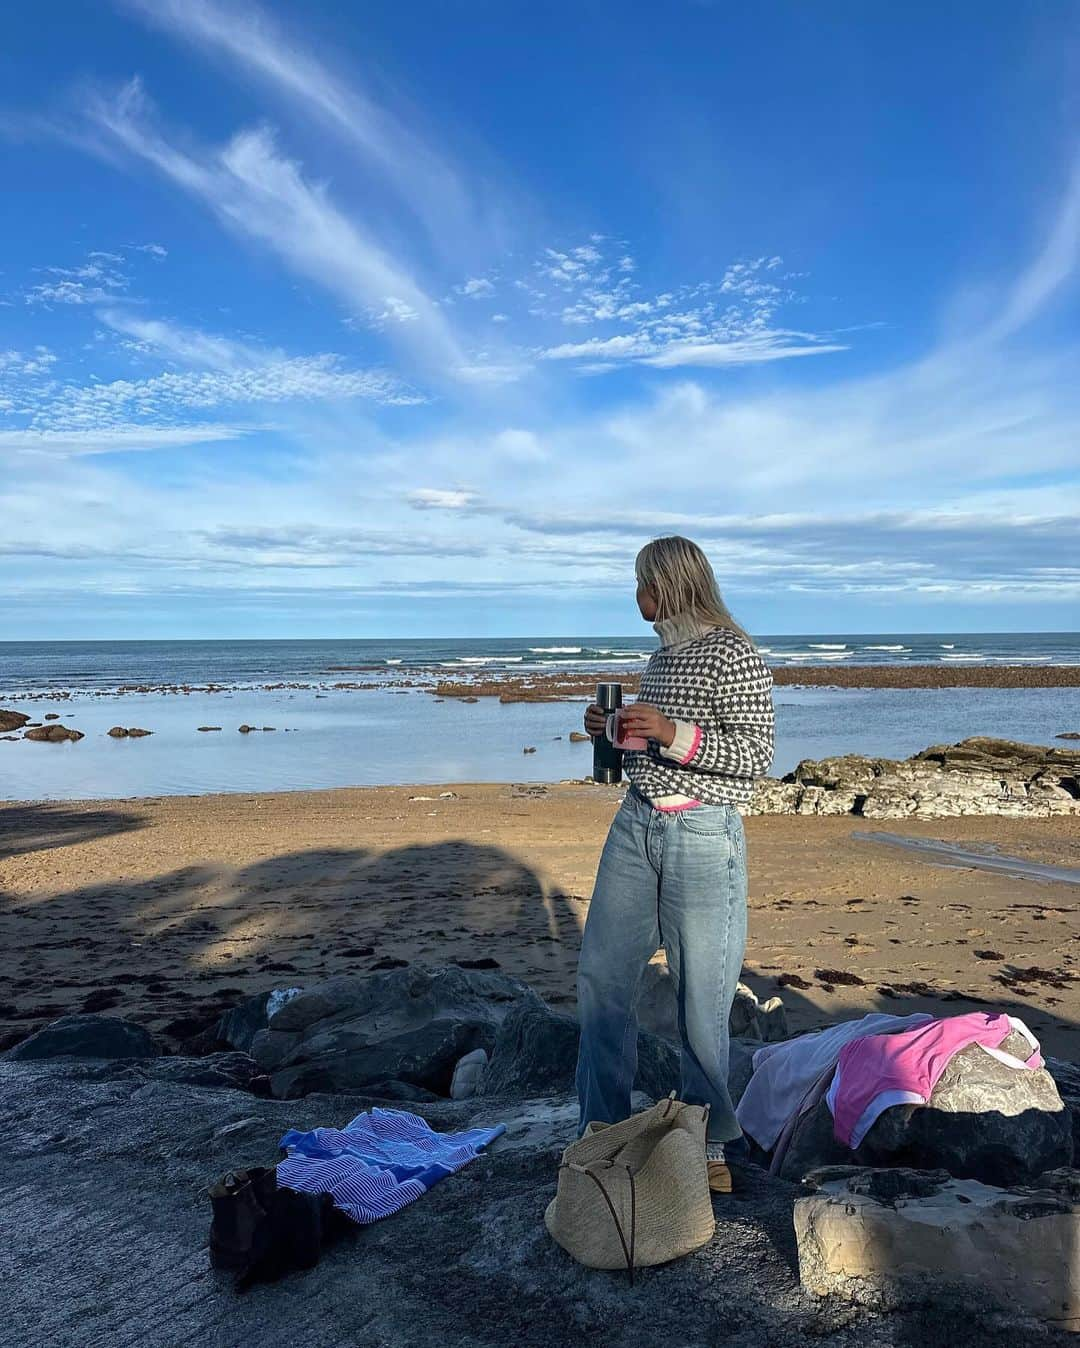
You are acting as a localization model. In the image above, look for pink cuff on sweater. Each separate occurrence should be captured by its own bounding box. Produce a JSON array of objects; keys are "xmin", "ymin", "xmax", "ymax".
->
[{"xmin": 661, "ymin": 720, "xmax": 702, "ymax": 766}]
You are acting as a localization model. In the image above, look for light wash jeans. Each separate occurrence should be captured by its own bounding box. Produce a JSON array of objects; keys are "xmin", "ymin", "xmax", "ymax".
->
[{"xmin": 575, "ymin": 786, "xmax": 749, "ymax": 1146}]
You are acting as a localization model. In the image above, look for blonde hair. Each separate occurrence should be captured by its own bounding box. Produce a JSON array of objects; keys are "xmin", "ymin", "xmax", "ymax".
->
[{"xmin": 635, "ymin": 536, "xmax": 754, "ymax": 644}]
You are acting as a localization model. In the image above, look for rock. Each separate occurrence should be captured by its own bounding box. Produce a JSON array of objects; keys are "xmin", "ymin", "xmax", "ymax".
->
[
  {"xmin": 141, "ymin": 1052, "xmax": 261, "ymax": 1091},
  {"xmin": 1057, "ymin": 732, "xmax": 1080, "ymax": 741},
  {"xmin": 4, "ymin": 1014, "xmax": 160, "ymax": 1061},
  {"xmin": 43, "ymin": 713, "xmax": 59, "ymax": 721},
  {"xmin": 795, "ymin": 1164, "xmax": 1080, "ymax": 1330},
  {"xmin": 523, "ymin": 746, "xmax": 537, "ymax": 754},
  {"xmin": 107, "ymin": 727, "xmax": 128, "ymax": 737},
  {"xmin": 238, "ymin": 724, "xmax": 256, "ymax": 733},
  {"xmin": 637, "ymin": 963, "xmax": 788, "ymax": 1045},
  {"xmin": 24, "ymin": 725, "xmax": 84, "ymax": 743},
  {"xmin": 569, "ymin": 731, "xmax": 591, "ymax": 743},
  {"xmin": 251, "ymin": 965, "xmax": 542, "ymax": 1099},
  {"xmin": 728, "ymin": 1037, "xmax": 760, "ymax": 1108},
  {"xmin": 0, "ymin": 709, "xmax": 30, "ymax": 733},
  {"xmin": 2, "ymin": 1043, "xmax": 1066, "ymax": 1342},
  {"xmin": 780, "ymin": 1035, "xmax": 1072, "ymax": 1186},
  {"xmin": 450, "ymin": 1048, "xmax": 488, "ymax": 1099},
  {"xmin": 196, "ymin": 726, "xmax": 222, "ymax": 731},
  {"xmin": 127, "ymin": 728, "xmax": 152, "ymax": 737},
  {"xmin": 215, "ymin": 987, "xmax": 303, "ymax": 1054},
  {"xmin": 1047, "ymin": 1056, "xmax": 1080, "ymax": 1158},
  {"xmin": 479, "ymin": 999, "xmax": 680, "ymax": 1101},
  {"xmin": 747, "ymin": 735, "xmax": 1080, "ymax": 819}
]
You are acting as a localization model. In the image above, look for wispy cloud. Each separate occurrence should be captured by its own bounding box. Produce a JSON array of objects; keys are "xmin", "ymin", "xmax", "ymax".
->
[
  {"xmin": 80, "ymin": 79, "xmax": 466, "ymax": 372},
  {"xmin": 119, "ymin": 0, "xmax": 480, "ymax": 253},
  {"xmin": 1, "ymin": 425, "xmax": 246, "ymax": 456}
]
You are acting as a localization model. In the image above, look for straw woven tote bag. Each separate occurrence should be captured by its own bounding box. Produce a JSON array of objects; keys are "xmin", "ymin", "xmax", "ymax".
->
[{"xmin": 544, "ymin": 1094, "xmax": 714, "ymax": 1280}]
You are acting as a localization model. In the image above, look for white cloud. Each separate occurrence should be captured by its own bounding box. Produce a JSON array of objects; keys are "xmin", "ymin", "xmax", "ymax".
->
[
  {"xmin": 82, "ymin": 80, "xmax": 465, "ymax": 372},
  {"xmin": 459, "ymin": 276, "xmax": 496, "ymax": 298},
  {"xmin": 0, "ymin": 425, "xmax": 246, "ymax": 456},
  {"xmin": 407, "ymin": 488, "xmax": 479, "ymax": 510},
  {"xmin": 98, "ymin": 309, "xmax": 264, "ymax": 369},
  {"xmin": 25, "ymin": 353, "xmax": 418, "ymax": 435},
  {"xmin": 119, "ymin": 0, "xmax": 479, "ymax": 256},
  {"xmin": 0, "ymin": 346, "xmax": 57, "ymax": 376}
]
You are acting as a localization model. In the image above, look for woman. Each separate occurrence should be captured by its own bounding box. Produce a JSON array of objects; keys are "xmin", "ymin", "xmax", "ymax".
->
[{"xmin": 576, "ymin": 536, "xmax": 775, "ymax": 1194}]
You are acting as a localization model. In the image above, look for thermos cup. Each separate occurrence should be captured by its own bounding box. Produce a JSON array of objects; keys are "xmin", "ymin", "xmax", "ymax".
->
[{"xmin": 592, "ymin": 682, "xmax": 623, "ymax": 784}]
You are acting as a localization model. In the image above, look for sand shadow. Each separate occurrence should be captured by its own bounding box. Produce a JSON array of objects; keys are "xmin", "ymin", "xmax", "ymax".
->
[
  {"xmin": 0, "ymin": 802, "xmax": 149, "ymax": 860},
  {"xmin": 0, "ymin": 837, "xmax": 587, "ymax": 1046}
]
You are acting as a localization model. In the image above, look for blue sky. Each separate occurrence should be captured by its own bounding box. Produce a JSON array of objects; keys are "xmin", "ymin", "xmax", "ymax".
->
[{"xmin": 2, "ymin": 0, "xmax": 1078, "ymax": 639}]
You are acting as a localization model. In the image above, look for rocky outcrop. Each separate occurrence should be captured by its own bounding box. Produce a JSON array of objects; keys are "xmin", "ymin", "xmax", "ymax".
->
[
  {"xmin": 4, "ymin": 1014, "xmax": 160, "ymax": 1060},
  {"xmin": 23, "ymin": 724, "xmax": 84, "ymax": 743},
  {"xmin": 748, "ymin": 736, "xmax": 1080, "ymax": 818},
  {"xmin": 4, "ymin": 1054, "xmax": 1070, "ymax": 1345},
  {"xmin": 107, "ymin": 726, "xmax": 153, "ymax": 738},
  {"xmin": 0, "ymin": 709, "xmax": 31, "ymax": 732},
  {"xmin": 251, "ymin": 966, "xmax": 541, "ymax": 1099},
  {"xmin": 795, "ymin": 1164, "xmax": 1080, "ymax": 1330},
  {"xmin": 779, "ymin": 1033, "xmax": 1072, "ymax": 1187}
]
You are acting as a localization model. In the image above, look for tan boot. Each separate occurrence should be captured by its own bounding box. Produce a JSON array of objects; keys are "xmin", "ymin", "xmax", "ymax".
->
[{"xmin": 707, "ymin": 1160, "xmax": 733, "ymax": 1194}]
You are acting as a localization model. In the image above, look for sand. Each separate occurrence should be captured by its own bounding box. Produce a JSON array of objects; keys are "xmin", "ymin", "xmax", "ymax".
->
[{"xmin": 2, "ymin": 782, "xmax": 1079, "ymax": 1056}]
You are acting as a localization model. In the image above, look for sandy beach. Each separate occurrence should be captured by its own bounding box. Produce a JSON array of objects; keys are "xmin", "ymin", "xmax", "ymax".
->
[{"xmin": 3, "ymin": 781, "xmax": 1078, "ymax": 1056}]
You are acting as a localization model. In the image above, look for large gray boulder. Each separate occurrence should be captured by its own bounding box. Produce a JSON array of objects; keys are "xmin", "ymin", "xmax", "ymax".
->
[
  {"xmin": 251, "ymin": 965, "xmax": 541, "ymax": 1099},
  {"xmin": 479, "ymin": 999, "xmax": 678, "ymax": 1101},
  {"xmin": 779, "ymin": 1032, "xmax": 1072, "ymax": 1186},
  {"xmin": 479, "ymin": 999, "xmax": 759, "ymax": 1107},
  {"xmin": 747, "ymin": 735, "xmax": 1080, "ymax": 819},
  {"xmin": 4, "ymin": 1014, "xmax": 160, "ymax": 1061}
]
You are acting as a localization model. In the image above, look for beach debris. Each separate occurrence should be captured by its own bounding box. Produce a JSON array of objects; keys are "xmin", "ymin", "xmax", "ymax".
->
[
  {"xmin": 0, "ymin": 709, "xmax": 30, "ymax": 733},
  {"xmin": 438, "ymin": 791, "xmax": 458, "ymax": 799},
  {"xmin": 814, "ymin": 968, "xmax": 866, "ymax": 989},
  {"xmin": 450, "ymin": 1047, "xmax": 488, "ymax": 1100},
  {"xmin": 197, "ymin": 726, "xmax": 223, "ymax": 732},
  {"xmin": 795, "ymin": 1165, "xmax": 1080, "ymax": 1329},
  {"xmin": 24, "ymin": 724, "xmax": 84, "ymax": 742}
]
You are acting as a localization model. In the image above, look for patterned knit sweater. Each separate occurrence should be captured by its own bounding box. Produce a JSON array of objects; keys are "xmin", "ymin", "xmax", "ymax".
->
[{"xmin": 624, "ymin": 618, "xmax": 775, "ymax": 810}]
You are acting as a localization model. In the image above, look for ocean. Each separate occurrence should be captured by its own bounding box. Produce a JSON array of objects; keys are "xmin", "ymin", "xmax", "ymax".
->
[
  {"xmin": 2, "ymin": 632, "xmax": 1079, "ymax": 697},
  {"xmin": 1, "ymin": 634, "xmax": 1077, "ymax": 801}
]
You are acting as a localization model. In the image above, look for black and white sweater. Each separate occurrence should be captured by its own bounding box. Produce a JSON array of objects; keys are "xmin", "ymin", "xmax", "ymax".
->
[{"xmin": 624, "ymin": 618, "xmax": 775, "ymax": 810}]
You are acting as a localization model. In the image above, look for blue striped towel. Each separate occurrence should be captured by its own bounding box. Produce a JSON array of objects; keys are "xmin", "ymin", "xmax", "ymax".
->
[{"xmin": 276, "ymin": 1107, "xmax": 506, "ymax": 1224}]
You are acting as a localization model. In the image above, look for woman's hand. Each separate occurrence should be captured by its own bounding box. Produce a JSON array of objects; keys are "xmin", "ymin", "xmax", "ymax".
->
[
  {"xmin": 620, "ymin": 702, "xmax": 676, "ymax": 747},
  {"xmin": 583, "ymin": 702, "xmax": 607, "ymax": 737}
]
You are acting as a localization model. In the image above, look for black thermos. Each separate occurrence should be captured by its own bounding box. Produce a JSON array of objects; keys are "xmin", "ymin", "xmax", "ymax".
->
[{"xmin": 592, "ymin": 682, "xmax": 623, "ymax": 784}]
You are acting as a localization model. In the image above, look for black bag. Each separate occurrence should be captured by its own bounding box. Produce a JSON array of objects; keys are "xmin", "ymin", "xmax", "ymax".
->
[{"xmin": 208, "ymin": 1166, "xmax": 344, "ymax": 1290}]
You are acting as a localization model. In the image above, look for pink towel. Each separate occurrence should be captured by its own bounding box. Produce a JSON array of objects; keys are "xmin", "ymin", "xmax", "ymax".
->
[{"xmin": 828, "ymin": 1012, "xmax": 1043, "ymax": 1150}]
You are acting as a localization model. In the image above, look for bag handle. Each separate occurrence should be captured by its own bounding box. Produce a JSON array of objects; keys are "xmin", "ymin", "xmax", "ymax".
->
[{"xmin": 561, "ymin": 1161, "xmax": 637, "ymax": 1284}]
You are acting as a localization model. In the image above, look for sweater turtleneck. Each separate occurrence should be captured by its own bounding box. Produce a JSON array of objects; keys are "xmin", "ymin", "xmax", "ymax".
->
[{"xmin": 653, "ymin": 612, "xmax": 717, "ymax": 649}]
